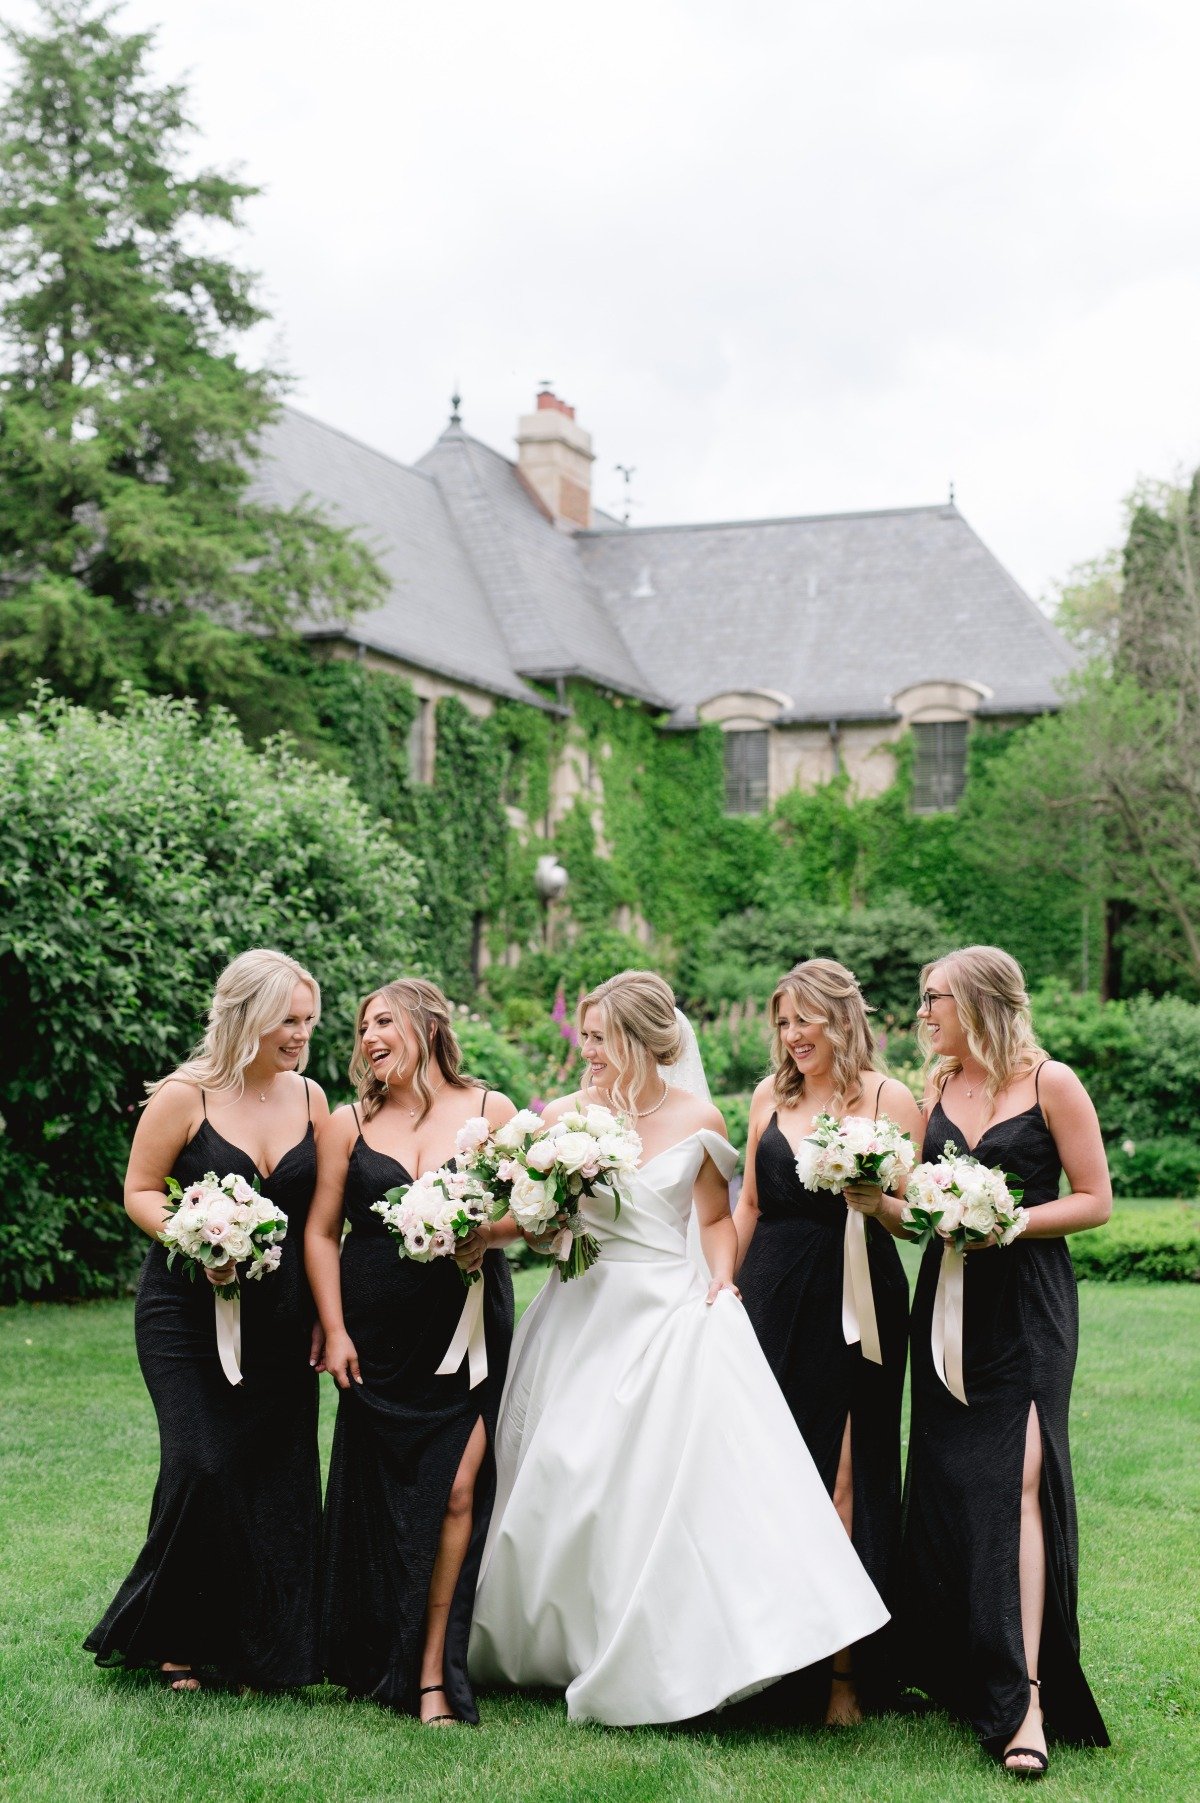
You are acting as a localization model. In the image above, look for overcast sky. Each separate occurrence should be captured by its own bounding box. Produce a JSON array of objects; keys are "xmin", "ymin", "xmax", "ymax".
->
[{"xmin": 6, "ymin": 0, "xmax": 1200, "ymax": 602}]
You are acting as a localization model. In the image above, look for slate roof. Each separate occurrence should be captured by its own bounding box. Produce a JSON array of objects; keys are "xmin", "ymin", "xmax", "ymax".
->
[
  {"xmin": 250, "ymin": 408, "xmax": 551, "ymax": 708},
  {"xmin": 252, "ymin": 404, "xmax": 1075, "ymax": 724},
  {"xmin": 576, "ymin": 504, "xmax": 1076, "ymax": 723}
]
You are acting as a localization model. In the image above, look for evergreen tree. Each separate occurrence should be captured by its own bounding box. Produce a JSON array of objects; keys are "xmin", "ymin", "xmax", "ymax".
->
[{"xmin": 0, "ymin": 0, "xmax": 384, "ymax": 712}]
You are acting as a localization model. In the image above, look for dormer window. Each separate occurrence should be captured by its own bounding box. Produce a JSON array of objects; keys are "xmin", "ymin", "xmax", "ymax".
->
[
  {"xmin": 724, "ymin": 729, "xmax": 770, "ymax": 814},
  {"xmin": 912, "ymin": 720, "xmax": 968, "ymax": 812}
]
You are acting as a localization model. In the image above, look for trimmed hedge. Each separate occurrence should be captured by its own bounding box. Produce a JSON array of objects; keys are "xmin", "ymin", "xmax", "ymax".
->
[{"xmin": 1070, "ymin": 1202, "xmax": 1200, "ymax": 1283}]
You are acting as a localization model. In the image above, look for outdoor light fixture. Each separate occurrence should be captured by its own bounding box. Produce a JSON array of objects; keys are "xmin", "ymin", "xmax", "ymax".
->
[{"xmin": 534, "ymin": 855, "xmax": 569, "ymax": 903}]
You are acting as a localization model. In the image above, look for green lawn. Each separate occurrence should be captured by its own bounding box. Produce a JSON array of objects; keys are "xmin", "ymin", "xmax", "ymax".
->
[{"xmin": 1, "ymin": 1270, "xmax": 1197, "ymax": 1802}]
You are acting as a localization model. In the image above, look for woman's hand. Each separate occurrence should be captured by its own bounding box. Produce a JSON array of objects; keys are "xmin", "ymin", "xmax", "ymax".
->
[
  {"xmin": 961, "ymin": 1231, "xmax": 998, "ymax": 1254},
  {"xmin": 845, "ymin": 1181, "xmax": 885, "ymax": 1218},
  {"xmin": 308, "ymin": 1320, "xmax": 326, "ymax": 1372},
  {"xmin": 705, "ymin": 1278, "xmax": 741, "ymax": 1306},
  {"xmin": 323, "ymin": 1327, "xmax": 362, "ymax": 1389},
  {"xmin": 455, "ymin": 1228, "xmax": 488, "ymax": 1275},
  {"xmin": 524, "ymin": 1219, "xmax": 564, "ymax": 1255},
  {"xmin": 204, "ymin": 1259, "xmax": 237, "ymax": 1288}
]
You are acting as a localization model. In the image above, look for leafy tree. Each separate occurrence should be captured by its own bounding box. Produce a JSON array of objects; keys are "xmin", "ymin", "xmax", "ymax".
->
[
  {"xmin": 0, "ymin": 0, "xmax": 384, "ymax": 713},
  {"xmin": 0, "ymin": 689, "xmax": 423, "ymax": 1300}
]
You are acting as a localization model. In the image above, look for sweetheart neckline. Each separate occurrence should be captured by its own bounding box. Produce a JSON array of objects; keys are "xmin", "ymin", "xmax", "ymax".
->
[
  {"xmin": 190, "ymin": 1118, "xmax": 314, "ymax": 1184},
  {"xmin": 930, "ymin": 1099, "xmax": 1045, "ymax": 1158}
]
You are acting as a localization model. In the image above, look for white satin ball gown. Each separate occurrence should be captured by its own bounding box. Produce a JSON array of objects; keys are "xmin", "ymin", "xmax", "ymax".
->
[{"xmin": 469, "ymin": 1129, "xmax": 889, "ymax": 1726}]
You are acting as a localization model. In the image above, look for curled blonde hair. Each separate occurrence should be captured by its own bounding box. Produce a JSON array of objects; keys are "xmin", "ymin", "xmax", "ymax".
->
[
  {"xmin": 919, "ymin": 945, "xmax": 1045, "ymax": 1107},
  {"xmin": 350, "ymin": 978, "xmax": 472, "ymax": 1123},
  {"xmin": 770, "ymin": 958, "xmax": 880, "ymax": 1114},
  {"xmin": 148, "ymin": 948, "xmax": 320, "ymax": 1098},
  {"xmin": 578, "ymin": 969, "xmax": 683, "ymax": 1118}
]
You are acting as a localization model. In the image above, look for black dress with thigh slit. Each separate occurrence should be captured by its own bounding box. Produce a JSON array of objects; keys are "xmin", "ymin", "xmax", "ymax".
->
[
  {"xmin": 900, "ymin": 1068, "xmax": 1109, "ymax": 1754},
  {"xmin": 320, "ymin": 1110, "xmax": 514, "ymax": 1719},
  {"xmin": 85, "ymin": 1086, "xmax": 322, "ymax": 1687},
  {"xmin": 739, "ymin": 1087, "xmax": 909, "ymax": 1707}
]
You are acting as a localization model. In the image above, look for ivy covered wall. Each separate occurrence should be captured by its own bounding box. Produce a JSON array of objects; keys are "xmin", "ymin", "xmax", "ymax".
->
[{"xmin": 257, "ymin": 649, "xmax": 1092, "ymax": 1001}]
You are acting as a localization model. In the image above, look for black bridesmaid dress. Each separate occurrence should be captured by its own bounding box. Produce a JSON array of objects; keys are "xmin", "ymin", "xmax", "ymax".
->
[
  {"xmin": 321, "ymin": 1103, "xmax": 514, "ymax": 1720},
  {"xmin": 739, "ymin": 1081, "xmax": 909, "ymax": 1707},
  {"xmin": 901, "ymin": 1065, "xmax": 1109, "ymax": 1755},
  {"xmin": 85, "ymin": 1084, "xmax": 322, "ymax": 1687}
]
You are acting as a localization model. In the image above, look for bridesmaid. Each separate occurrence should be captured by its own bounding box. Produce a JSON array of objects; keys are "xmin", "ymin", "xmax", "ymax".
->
[
  {"xmin": 902, "ymin": 945, "xmax": 1111, "ymax": 1776},
  {"xmin": 306, "ymin": 978, "xmax": 518, "ymax": 1725},
  {"xmin": 735, "ymin": 959, "xmax": 923, "ymax": 1724},
  {"xmin": 85, "ymin": 948, "xmax": 329, "ymax": 1690}
]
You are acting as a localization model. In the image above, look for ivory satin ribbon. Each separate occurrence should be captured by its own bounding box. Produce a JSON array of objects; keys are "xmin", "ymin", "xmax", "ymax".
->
[
  {"xmin": 930, "ymin": 1242, "xmax": 968, "ymax": 1404},
  {"xmin": 436, "ymin": 1272, "xmax": 488, "ymax": 1390},
  {"xmin": 214, "ymin": 1291, "xmax": 243, "ymax": 1386},
  {"xmin": 841, "ymin": 1210, "xmax": 882, "ymax": 1365}
]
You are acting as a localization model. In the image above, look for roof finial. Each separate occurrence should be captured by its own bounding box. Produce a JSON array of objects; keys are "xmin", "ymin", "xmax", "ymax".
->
[
  {"xmin": 948, "ymin": 479, "xmax": 955, "ymax": 505},
  {"xmin": 449, "ymin": 386, "xmax": 462, "ymax": 425}
]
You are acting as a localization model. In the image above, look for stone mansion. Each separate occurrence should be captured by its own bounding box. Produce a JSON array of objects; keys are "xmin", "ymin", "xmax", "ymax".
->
[{"xmin": 254, "ymin": 389, "xmax": 1075, "ymax": 819}]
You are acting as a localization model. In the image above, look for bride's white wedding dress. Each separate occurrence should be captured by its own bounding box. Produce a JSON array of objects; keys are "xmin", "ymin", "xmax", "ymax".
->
[{"xmin": 469, "ymin": 1129, "xmax": 889, "ymax": 1725}]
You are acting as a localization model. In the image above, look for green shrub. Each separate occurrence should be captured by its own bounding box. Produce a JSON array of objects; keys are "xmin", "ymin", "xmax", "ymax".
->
[
  {"xmin": 715, "ymin": 1093, "xmax": 751, "ymax": 1161},
  {"xmin": 697, "ymin": 1011, "xmax": 772, "ymax": 1092},
  {"xmin": 0, "ymin": 691, "xmax": 423, "ymax": 1300},
  {"xmin": 1071, "ymin": 1203, "xmax": 1200, "ymax": 1282},
  {"xmin": 483, "ymin": 930, "xmax": 659, "ymax": 1012},
  {"xmin": 685, "ymin": 896, "xmax": 951, "ymax": 1024},
  {"xmin": 452, "ymin": 1014, "xmax": 537, "ymax": 1106}
]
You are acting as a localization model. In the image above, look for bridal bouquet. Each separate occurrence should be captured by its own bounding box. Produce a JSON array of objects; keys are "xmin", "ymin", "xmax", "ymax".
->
[
  {"xmin": 461, "ymin": 1103, "xmax": 641, "ymax": 1282},
  {"xmin": 160, "ymin": 1171, "xmax": 288, "ymax": 1386},
  {"xmin": 900, "ymin": 1143, "xmax": 1027, "ymax": 1250},
  {"xmin": 160, "ymin": 1170, "xmax": 288, "ymax": 1290},
  {"xmin": 795, "ymin": 1112, "xmax": 916, "ymax": 1195},
  {"xmin": 372, "ymin": 1166, "xmax": 495, "ymax": 1287}
]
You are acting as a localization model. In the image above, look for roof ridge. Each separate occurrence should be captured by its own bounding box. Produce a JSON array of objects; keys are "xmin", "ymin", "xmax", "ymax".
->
[
  {"xmin": 579, "ymin": 502, "xmax": 958, "ymax": 537},
  {"xmin": 277, "ymin": 403, "xmax": 437, "ymax": 485}
]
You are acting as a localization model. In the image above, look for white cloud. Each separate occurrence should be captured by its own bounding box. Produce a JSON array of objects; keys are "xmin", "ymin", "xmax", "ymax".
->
[{"xmin": 3, "ymin": 0, "xmax": 1198, "ymax": 599}]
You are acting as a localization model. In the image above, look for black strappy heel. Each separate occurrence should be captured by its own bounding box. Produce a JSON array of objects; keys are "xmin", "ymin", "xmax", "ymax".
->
[
  {"xmin": 1003, "ymin": 1677, "xmax": 1049, "ymax": 1780},
  {"xmin": 418, "ymin": 1683, "xmax": 458, "ymax": 1725}
]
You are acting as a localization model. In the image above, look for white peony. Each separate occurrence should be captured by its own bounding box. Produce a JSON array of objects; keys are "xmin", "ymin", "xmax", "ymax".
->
[
  {"xmin": 794, "ymin": 1141, "xmax": 823, "ymax": 1189},
  {"xmin": 553, "ymin": 1131, "xmax": 600, "ymax": 1175},
  {"xmin": 935, "ymin": 1195, "xmax": 965, "ymax": 1234},
  {"xmin": 493, "ymin": 1109, "xmax": 542, "ymax": 1151},
  {"xmin": 525, "ymin": 1137, "xmax": 559, "ymax": 1175},
  {"xmin": 455, "ymin": 1116, "xmax": 492, "ymax": 1157},
  {"xmin": 509, "ymin": 1170, "xmax": 556, "ymax": 1232}
]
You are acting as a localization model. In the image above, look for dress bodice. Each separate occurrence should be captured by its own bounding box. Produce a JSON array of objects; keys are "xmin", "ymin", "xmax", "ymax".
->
[
  {"xmin": 344, "ymin": 1135, "xmax": 410, "ymax": 1235},
  {"xmin": 923, "ymin": 1097, "xmax": 1062, "ymax": 1208},
  {"xmin": 583, "ymin": 1130, "xmax": 739, "ymax": 1263},
  {"xmin": 754, "ymin": 1113, "xmax": 847, "ymax": 1225}
]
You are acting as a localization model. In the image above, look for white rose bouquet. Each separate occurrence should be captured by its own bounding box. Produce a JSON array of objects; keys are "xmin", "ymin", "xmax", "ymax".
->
[
  {"xmin": 486, "ymin": 1103, "xmax": 642, "ymax": 1282},
  {"xmin": 900, "ymin": 1142, "xmax": 1027, "ymax": 1250},
  {"xmin": 452, "ymin": 1108, "xmax": 544, "ymax": 1213},
  {"xmin": 160, "ymin": 1170, "xmax": 288, "ymax": 1291},
  {"xmin": 795, "ymin": 1112, "xmax": 916, "ymax": 1195},
  {"xmin": 372, "ymin": 1166, "xmax": 495, "ymax": 1288}
]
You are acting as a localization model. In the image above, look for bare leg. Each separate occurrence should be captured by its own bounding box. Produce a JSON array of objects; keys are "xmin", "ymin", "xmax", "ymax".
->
[
  {"xmin": 1003, "ymin": 1404, "xmax": 1048, "ymax": 1772},
  {"xmin": 418, "ymin": 1417, "xmax": 487, "ymax": 1724},
  {"xmin": 825, "ymin": 1415, "xmax": 864, "ymax": 1727}
]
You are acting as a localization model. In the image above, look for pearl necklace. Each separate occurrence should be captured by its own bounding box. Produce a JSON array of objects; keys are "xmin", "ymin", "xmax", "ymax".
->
[{"xmin": 632, "ymin": 1081, "xmax": 670, "ymax": 1119}]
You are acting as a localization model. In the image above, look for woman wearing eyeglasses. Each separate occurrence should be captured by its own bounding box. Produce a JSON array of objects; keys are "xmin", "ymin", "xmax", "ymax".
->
[{"xmin": 901, "ymin": 947, "xmax": 1111, "ymax": 1780}]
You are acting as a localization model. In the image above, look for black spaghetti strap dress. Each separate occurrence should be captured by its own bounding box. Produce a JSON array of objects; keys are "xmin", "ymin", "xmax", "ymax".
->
[
  {"xmin": 900, "ymin": 1067, "xmax": 1109, "ymax": 1755},
  {"xmin": 85, "ymin": 1083, "xmax": 322, "ymax": 1687},
  {"xmin": 739, "ymin": 1082, "xmax": 909, "ymax": 1706},
  {"xmin": 320, "ymin": 1101, "xmax": 514, "ymax": 1719}
]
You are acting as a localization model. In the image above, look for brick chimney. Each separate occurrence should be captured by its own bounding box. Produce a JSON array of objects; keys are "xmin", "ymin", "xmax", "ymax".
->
[{"xmin": 516, "ymin": 389, "xmax": 594, "ymax": 529}]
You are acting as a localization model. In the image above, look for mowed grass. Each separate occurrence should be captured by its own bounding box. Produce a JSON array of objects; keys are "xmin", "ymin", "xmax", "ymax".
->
[{"xmin": 1, "ymin": 1264, "xmax": 1197, "ymax": 1803}]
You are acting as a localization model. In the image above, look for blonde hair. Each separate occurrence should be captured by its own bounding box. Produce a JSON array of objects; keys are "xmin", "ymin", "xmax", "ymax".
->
[
  {"xmin": 350, "ymin": 978, "xmax": 471, "ymax": 1123},
  {"xmin": 148, "ymin": 948, "xmax": 319, "ymax": 1098},
  {"xmin": 578, "ymin": 970, "xmax": 683, "ymax": 1118},
  {"xmin": 770, "ymin": 959, "xmax": 880, "ymax": 1114},
  {"xmin": 919, "ymin": 945, "xmax": 1045, "ymax": 1107}
]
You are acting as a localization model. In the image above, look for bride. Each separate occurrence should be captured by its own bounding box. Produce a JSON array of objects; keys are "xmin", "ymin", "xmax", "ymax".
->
[{"xmin": 468, "ymin": 969, "xmax": 888, "ymax": 1726}]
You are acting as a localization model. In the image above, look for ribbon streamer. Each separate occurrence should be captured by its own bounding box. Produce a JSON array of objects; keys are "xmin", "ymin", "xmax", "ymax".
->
[
  {"xmin": 214, "ymin": 1290, "xmax": 243, "ymax": 1386},
  {"xmin": 930, "ymin": 1242, "xmax": 967, "ymax": 1404},
  {"xmin": 841, "ymin": 1209, "xmax": 882, "ymax": 1365},
  {"xmin": 436, "ymin": 1272, "xmax": 488, "ymax": 1390}
]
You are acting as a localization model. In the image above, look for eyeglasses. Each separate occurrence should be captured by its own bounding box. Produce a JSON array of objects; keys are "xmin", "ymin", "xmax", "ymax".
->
[{"xmin": 920, "ymin": 989, "xmax": 954, "ymax": 1013}]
